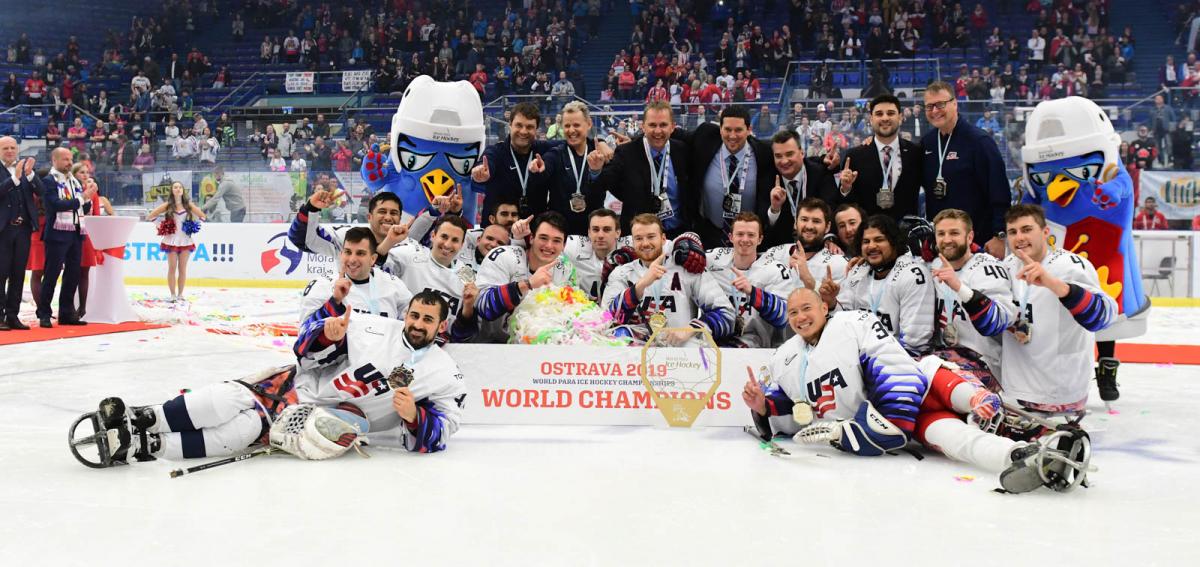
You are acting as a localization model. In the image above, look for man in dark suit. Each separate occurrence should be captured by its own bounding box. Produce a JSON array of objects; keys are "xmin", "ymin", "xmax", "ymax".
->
[
  {"xmin": 762, "ymin": 129, "xmax": 842, "ymax": 248},
  {"xmin": 0, "ymin": 137, "xmax": 41, "ymax": 330},
  {"xmin": 590, "ymin": 101, "xmax": 692, "ymax": 238},
  {"xmin": 673, "ymin": 105, "xmax": 778, "ymax": 249},
  {"xmin": 38, "ymin": 147, "xmax": 95, "ymax": 328},
  {"xmin": 837, "ymin": 94, "xmax": 924, "ymax": 222},
  {"xmin": 471, "ymin": 102, "xmax": 553, "ymax": 223}
]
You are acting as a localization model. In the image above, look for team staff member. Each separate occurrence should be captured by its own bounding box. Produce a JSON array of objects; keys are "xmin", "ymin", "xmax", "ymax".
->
[
  {"xmin": 838, "ymin": 94, "xmax": 923, "ymax": 222},
  {"xmin": 674, "ymin": 105, "xmax": 777, "ymax": 249},
  {"xmin": 920, "ymin": 81, "xmax": 1010, "ymax": 257},
  {"xmin": 542, "ymin": 101, "xmax": 612, "ymax": 235},
  {"xmin": 472, "ymin": 102, "xmax": 553, "ymax": 221},
  {"xmin": 763, "ymin": 129, "xmax": 841, "ymax": 248},
  {"xmin": 590, "ymin": 101, "xmax": 692, "ymax": 238}
]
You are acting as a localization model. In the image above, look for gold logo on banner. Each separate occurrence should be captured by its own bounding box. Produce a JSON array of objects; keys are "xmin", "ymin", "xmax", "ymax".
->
[{"xmin": 639, "ymin": 326, "xmax": 721, "ymax": 427}]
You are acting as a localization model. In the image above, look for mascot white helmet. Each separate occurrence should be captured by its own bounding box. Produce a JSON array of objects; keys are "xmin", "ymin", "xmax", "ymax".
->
[
  {"xmin": 389, "ymin": 75, "xmax": 486, "ymax": 168},
  {"xmin": 1020, "ymin": 96, "xmax": 1121, "ymax": 190}
]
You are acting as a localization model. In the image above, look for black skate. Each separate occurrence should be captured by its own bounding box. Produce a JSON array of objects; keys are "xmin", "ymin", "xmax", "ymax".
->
[
  {"xmin": 68, "ymin": 397, "xmax": 160, "ymax": 469},
  {"xmin": 1096, "ymin": 357, "xmax": 1120, "ymax": 402},
  {"xmin": 999, "ymin": 427, "xmax": 1093, "ymax": 494}
]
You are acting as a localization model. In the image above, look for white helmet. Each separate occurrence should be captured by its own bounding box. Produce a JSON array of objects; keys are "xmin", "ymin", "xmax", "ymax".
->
[
  {"xmin": 389, "ymin": 75, "xmax": 486, "ymax": 165},
  {"xmin": 1020, "ymin": 96, "xmax": 1120, "ymax": 194}
]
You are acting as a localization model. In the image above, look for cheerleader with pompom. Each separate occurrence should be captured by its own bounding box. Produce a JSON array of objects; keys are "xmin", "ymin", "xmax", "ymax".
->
[{"xmin": 146, "ymin": 181, "xmax": 205, "ymax": 302}]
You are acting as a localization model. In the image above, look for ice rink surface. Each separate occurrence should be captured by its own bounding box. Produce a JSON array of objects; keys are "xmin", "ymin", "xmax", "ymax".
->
[{"xmin": 2, "ymin": 287, "xmax": 1197, "ymax": 566}]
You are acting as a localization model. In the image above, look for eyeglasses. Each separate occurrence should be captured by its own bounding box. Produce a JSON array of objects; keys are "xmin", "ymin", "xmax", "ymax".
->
[{"xmin": 924, "ymin": 99, "xmax": 955, "ymax": 112}]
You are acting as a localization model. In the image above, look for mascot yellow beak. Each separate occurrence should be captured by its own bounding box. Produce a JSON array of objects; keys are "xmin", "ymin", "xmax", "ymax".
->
[
  {"xmin": 1046, "ymin": 174, "xmax": 1079, "ymax": 207},
  {"xmin": 420, "ymin": 168, "xmax": 456, "ymax": 202}
]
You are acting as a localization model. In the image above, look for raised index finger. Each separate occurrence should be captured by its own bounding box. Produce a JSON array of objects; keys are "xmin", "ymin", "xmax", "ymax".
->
[
  {"xmin": 843, "ymin": 156, "xmax": 852, "ymax": 171},
  {"xmin": 1014, "ymin": 249, "xmax": 1033, "ymax": 265}
]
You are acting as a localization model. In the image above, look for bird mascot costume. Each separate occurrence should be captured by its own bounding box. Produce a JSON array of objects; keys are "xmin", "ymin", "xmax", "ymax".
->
[
  {"xmin": 1020, "ymin": 96, "xmax": 1150, "ymax": 402},
  {"xmin": 361, "ymin": 75, "xmax": 487, "ymax": 223}
]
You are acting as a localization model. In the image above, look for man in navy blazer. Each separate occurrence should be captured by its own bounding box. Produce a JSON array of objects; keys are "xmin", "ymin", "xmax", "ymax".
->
[
  {"xmin": 0, "ymin": 137, "xmax": 41, "ymax": 330},
  {"xmin": 38, "ymin": 147, "xmax": 95, "ymax": 328},
  {"xmin": 672, "ymin": 105, "xmax": 779, "ymax": 250}
]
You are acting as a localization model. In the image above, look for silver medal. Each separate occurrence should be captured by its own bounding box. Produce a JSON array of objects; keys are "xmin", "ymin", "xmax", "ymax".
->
[
  {"xmin": 877, "ymin": 188, "xmax": 895, "ymax": 209},
  {"xmin": 657, "ymin": 193, "xmax": 674, "ymax": 220},
  {"xmin": 569, "ymin": 192, "xmax": 587, "ymax": 213},
  {"xmin": 457, "ymin": 265, "xmax": 476, "ymax": 283},
  {"xmin": 722, "ymin": 193, "xmax": 741, "ymax": 219},
  {"xmin": 933, "ymin": 177, "xmax": 948, "ymax": 199}
]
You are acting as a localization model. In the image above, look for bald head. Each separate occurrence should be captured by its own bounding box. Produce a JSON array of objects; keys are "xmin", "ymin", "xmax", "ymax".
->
[
  {"xmin": 0, "ymin": 137, "xmax": 17, "ymax": 166},
  {"xmin": 51, "ymin": 147, "xmax": 73, "ymax": 172},
  {"xmin": 788, "ymin": 287, "xmax": 822, "ymax": 304}
]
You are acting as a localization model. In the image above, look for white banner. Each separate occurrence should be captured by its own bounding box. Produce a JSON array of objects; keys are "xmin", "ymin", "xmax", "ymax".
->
[
  {"xmin": 141, "ymin": 170, "xmax": 193, "ymax": 205},
  {"xmin": 119, "ymin": 222, "xmax": 335, "ymax": 281},
  {"xmin": 341, "ymin": 70, "xmax": 372, "ymax": 92},
  {"xmin": 1139, "ymin": 171, "xmax": 1200, "ymax": 220},
  {"xmin": 285, "ymin": 72, "xmax": 315, "ymax": 93},
  {"xmin": 448, "ymin": 344, "xmax": 771, "ymax": 427}
]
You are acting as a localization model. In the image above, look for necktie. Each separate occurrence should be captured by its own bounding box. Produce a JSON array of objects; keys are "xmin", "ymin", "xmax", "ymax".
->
[
  {"xmin": 881, "ymin": 145, "xmax": 893, "ymax": 189},
  {"xmin": 726, "ymin": 153, "xmax": 740, "ymax": 194},
  {"xmin": 789, "ymin": 179, "xmax": 801, "ymax": 201}
]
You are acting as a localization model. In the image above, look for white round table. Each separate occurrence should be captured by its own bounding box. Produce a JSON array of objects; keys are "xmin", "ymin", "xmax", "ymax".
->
[{"xmin": 81, "ymin": 216, "xmax": 140, "ymax": 324}]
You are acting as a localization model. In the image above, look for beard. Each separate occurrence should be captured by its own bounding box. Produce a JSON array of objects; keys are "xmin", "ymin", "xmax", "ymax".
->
[
  {"xmin": 798, "ymin": 231, "xmax": 824, "ymax": 253},
  {"xmin": 940, "ymin": 241, "xmax": 969, "ymax": 262},
  {"xmin": 405, "ymin": 327, "xmax": 435, "ymax": 350},
  {"xmin": 872, "ymin": 122, "xmax": 898, "ymax": 138},
  {"xmin": 637, "ymin": 247, "xmax": 662, "ymax": 263}
]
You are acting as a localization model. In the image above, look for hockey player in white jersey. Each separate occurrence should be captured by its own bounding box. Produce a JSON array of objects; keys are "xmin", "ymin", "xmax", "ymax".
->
[
  {"xmin": 299, "ymin": 227, "xmax": 413, "ymax": 322},
  {"xmin": 927, "ymin": 209, "xmax": 1017, "ymax": 383},
  {"xmin": 832, "ymin": 203, "xmax": 865, "ymax": 257},
  {"xmin": 474, "ymin": 211, "xmax": 575, "ymax": 342},
  {"xmin": 821, "ymin": 214, "xmax": 935, "ymax": 355},
  {"xmin": 407, "ymin": 197, "xmax": 517, "ymax": 270},
  {"xmin": 380, "ymin": 215, "xmax": 480, "ymax": 343},
  {"xmin": 1001, "ymin": 204, "xmax": 1116, "ymax": 413},
  {"xmin": 511, "ymin": 208, "xmax": 625, "ymax": 301},
  {"xmin": 69, "ymin": 291, "xmax": 467, "ymax": 468},
  {"xmin": 704, "ymin": 212, "xmax": 791, "ymax": 348},
  {"xmin": 743, "ymin": 288, "xmax": 1094, "ymax": 493},
  {"xmin": 559, "ymin": 209, "xmax": 624, "ymax": 301},
  {"xmin": 602, "ymin": 214, "xmax": 734, "ymax": 343},
  {"xmin": 759, "ymin": 197, "xmax": 848, "ymax": 291},
  {"xmin": 288, "ymin": 188, "xmax": 407, "ymax": 264}
]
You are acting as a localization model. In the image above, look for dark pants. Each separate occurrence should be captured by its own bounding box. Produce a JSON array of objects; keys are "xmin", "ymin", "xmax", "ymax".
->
[
  {"xmin": 0, "ymin": 223, "xmax": 32, "ymax": 320},
  {"xmin": 38, "ymin": 232, "xmax": 82, "ymax": 321},
  {"xmin": 230, "ymin": 208, "xmax": 247, "ymax": 223}
]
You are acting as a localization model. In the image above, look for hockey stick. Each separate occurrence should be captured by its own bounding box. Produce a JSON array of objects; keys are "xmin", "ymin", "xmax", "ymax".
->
[{"xmin": 169, "ymin": 446, "xmax": 276, "ymax": 478}]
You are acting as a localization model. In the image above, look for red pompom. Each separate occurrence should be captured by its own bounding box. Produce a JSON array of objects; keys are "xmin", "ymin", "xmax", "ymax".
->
[{"xmin": 156, "ymin": 217, "xmax": 176, "ymax": 236}]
